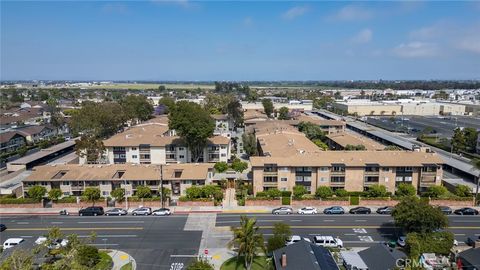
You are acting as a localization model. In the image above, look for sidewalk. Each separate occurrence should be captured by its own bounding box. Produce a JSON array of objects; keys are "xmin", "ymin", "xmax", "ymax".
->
[{"xmin": 108, "ymin": 249, "xmax": 136, "ymax": 270}]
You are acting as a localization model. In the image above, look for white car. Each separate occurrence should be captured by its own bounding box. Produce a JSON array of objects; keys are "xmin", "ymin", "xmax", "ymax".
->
[
  {"xmin": 48, "ymin": 239, "xmax": 69, "ymax": 249},
  {"xmin": 298, "ymin": 207, "xmax": 317, "ymax": 215},
  {"xmin": 3, "ymin": 238, "xmax": 24, "ymax": 249},
  {"xmin": 397, "ymin": 236, "xmax": 406, "ymax": 247},
  {"xmin": 313, "ymin": 236, "xmax": 343, "ymax": 248},
  {"xmin": 152, "ymin": 208, "xmax": 171, "ymax": 216},
  {"xmin": 131, "ymin": 207, "xmax": 152, "ymax": 216},
  {"xmin": 285, "ymin": 235, "xmax": 311, "ymax": 246},
  {"xmin": 35, "ymin": 236, "xmax": 48, "ymax": 245}
]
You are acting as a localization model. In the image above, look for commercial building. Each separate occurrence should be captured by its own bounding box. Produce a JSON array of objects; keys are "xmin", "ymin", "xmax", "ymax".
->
[
  {"xmin": 101, "ymin": 123, "xmax": 231, "ymax": 165},
  {"xmin": 250, "ymin": 150, "xmax": 443, "ymax": 194},
  {"xmin": 241, "ymin": 101, "xmax": 313, "ymax": 111},
  {"xmin": 23, "ymin": 163, "xmax": 214, "ymax": 197}
]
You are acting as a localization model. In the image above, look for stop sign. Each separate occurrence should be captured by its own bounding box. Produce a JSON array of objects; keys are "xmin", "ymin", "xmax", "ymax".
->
[{"xmin": 204, "ymin": 249, "xmax": 209, "ymax": 255}]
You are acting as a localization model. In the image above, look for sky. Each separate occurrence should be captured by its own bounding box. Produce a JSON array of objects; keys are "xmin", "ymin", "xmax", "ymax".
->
[{"xmin": 1, "ymin": 1, "xmax": 480, "ymax": 81}]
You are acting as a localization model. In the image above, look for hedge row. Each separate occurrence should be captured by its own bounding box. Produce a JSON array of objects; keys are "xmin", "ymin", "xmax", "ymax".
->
[
  {"xmin": 178, "ymin": 197, "xmax": 213, "ymax": 202},
  {"xmin": 0, "ymin": 198, "xmax": 39, "ymax": 204}
]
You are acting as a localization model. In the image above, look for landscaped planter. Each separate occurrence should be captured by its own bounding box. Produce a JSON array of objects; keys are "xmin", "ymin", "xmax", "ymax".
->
[
  {"xmin": 291, "ymin": 199, "xmax": 350, "ymax": 207},
  {"xmin": 245, "ymin": 199, "xmax": 281, "ymax": 206},
  {"xmin": 176, "ymin": 200, "xmax": 215, "ymax": 207},
  {"xmin": 0, "ymin": 202, "xmax": 43, "ymax": 208}
]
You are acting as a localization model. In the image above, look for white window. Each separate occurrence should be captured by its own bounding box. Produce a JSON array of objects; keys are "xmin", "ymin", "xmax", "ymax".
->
[
  {"xmin": 132, "ymin": 155, "xmax": 138, "ymax": 159},
  {"xmin": 279, "ymin": 167, "xmax": 289, "ymax": 172},
  {"xmin": 221, "ymin": 153, "xmax": 226, "ymax": 157},
  {"xmin": 319, "ymin": 167, "xmax": 328, "ymax": 172},
  {"xmin": 281, "ymin": 177, "xmax": 287, "ymax": 182},
  {"xmin": 102, "ymin": 191, "xmax": 109, "ymax": 196},
  {"xmin": 320, "ymin": 177, "xmax": 326, "ymax": 182},
  {"xmin": 306, "ymin": 186, "xmax": 311, "ymax": 192},
  {"xmin": 405, "ymin": 176, "xmax": 413, "ymax": 182},
  {"xmin": 221, "ymin": 146, "xmax": 226, "ymax": 149},
  {"xmin": 178, "ymin": 147, "xmax": 184, "ymax": 151},
  {"xmin": 179, "ymin": 155, "xmax": 185, "ymax": 159},
  {"xmin": 131, "ymin": 147, "xmax": 137, "ymax": 151},
  {"xmin": 395, "ymin": 176, "xmax": 403, "ymax": 182},
  {"xmin": 63, "ymin": 192, "xmax": 70, "ymax": 196},
  {"xmin": 280, "ymin": 188, "xmax": 287, "ymax": 191},
  {"xmin": 384, "ymin": 177, "xmax": 389, "ymax": 182}
]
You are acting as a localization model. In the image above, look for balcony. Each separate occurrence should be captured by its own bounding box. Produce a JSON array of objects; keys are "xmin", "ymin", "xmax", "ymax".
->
[
  {"xmin": 263, "ymin": 171, "xmax": 278, "ymax": 177},
  {"xmin": 330, "ymin": 181, "xmax": 345, "ymax": 187},
  {"xmin": 263, "ymin": 181, "xmax": 278, "ymax": 187}
]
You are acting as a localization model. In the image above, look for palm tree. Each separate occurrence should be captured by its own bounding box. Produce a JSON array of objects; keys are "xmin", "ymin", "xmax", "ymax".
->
[
  {"xmin": 472, "ymin": 158, "xmax": 480, "ymax": 205},
  {"xmin": 229, "ymin": 216, "xmax": 265, "ymax": 270}
]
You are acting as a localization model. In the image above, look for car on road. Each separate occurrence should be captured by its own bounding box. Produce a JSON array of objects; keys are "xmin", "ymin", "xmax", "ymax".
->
[
  {"xmin": 323, "ymin": 206, "xmax": 345, "ymax": 215},
  {"xmin": 152, "ymin": 208, "xmax": 171, "ymax": 216},
  {"xmin": 312, "ymin": 236, "xmax": 343, "ymax": 248},
  {"xmin": 0, "ymin": 224, "xmax": 6, "ymax": 232},
  {"xmin": 48, "ymin": 239, "xmax": 69, "ymax": 249},
  {"xmin": 376, "ymin": 206, "xmax": 394, "ymax": 215},
  {"xmin": 349, "ymin": 207, "xmax": 371, "ymax": 214},
  {"xmin": 79, "ymin": 206, "xmax": 104, "ymax": 216},
  {"xmin": 132, "ymin": 207, "xmax": 152, "ymax": 216},
  {"xmin": 272, "ymin": 207, "xmax": 293, "ymax": 215},
  {"xmin": 298, "ymin": 207, "xmax": 317, "ymax": 215},
  {"xmin": 397, "ymin": 236, "xmax": 406, "ymax": 247},
  {"xmin": 35, "ymin": 236, "xmax": 48, "ymax": 245},
  {"xmin": 454, "ymin": 207, "xmax": 479, "ymax": 215},
  {"xmin": 105, "ymin": 208, "xmax": 127, "ymax": 216},
  {"xmin": 438, "ymin": 206, "xmax": 453, "ymax": 215},
  {"xmin": 3, "ymin": 238, "xmax": 24, "ymax": 249},
  {"xmin": 285, "ymin": 235, "xmax": 311, "ymax": 245}
]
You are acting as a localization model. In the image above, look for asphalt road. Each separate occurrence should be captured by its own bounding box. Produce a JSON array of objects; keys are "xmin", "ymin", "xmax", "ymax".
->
[
  {"xmin": 0, "ymin": 215, "xmax": 201, "ymax": 270},
  {"xmin": 215, "ymin": 213, "xmax": 480, "ymax": 247}
]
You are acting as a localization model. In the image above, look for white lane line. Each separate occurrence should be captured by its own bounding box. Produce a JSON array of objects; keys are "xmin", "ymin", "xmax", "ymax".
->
[
  {"xmin": 452, "ymin": 220, "xmax": 480, "ymax": 223},
  {"xmin": 291, "ymin": 220, "xmax": 302, "ymax": 222},
  {"xmin": 90, "ymin": 243, "xmax": 119, "ymax": 246},
  {"xmin": 77, "ymin": 221, "xmax": 144, "ymax": 224},
  {"xmin": 323, "ymin": 220, "xmax": 335, "ymax": 222},
  {"xmin": 20, "ymin": 236, "xmax": 33, "ymax": 238},
  {"xmin": 17, "ymin": 222, "xmax": 29, "ymax": 224},
  {"xmin": 170, "ymin": 255, "xmax": 197, "ymax": 258},
  {"xmin": 211, "ymin": 235, "xmax": 233, "ymax": 238},
  {"xmin": 344, "ymin": 241, "xmax": 381, "ymax": 243},
  {"xmin": 79, "ymin": 235, "xmax": 137, "ymax": 238},
  {"xmin": 455, "ymin": 234, "xmax": 466, "ymax": 236},
  {"xmin": 216, "ymin": 219, "xmax": 280, "ymax": 224},
  {"xmin": 344, "ymin": 233, "xmax": 356, "ymax": 236},
  {"xmin": 51, "ymin": 222, "xmax": 64, "ymax": 224},
  {"xmin": 355, "ymin": 220, "xmax": 367, "ymax": 222}
]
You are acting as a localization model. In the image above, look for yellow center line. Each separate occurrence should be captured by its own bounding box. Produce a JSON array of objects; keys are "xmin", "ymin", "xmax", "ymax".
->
[{"xmin": 7, "ymin": 227, "xmax": 144, "ymax": 231}]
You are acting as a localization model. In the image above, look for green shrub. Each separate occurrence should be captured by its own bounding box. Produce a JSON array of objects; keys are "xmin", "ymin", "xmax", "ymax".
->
[
  {"xmin": 214, "ymin": 162, "xmax": 229, "ymax": 173},
  {"xmin": 292, "ymin": 186, "xmax": 306, "ymax": 199},
  {"xmin": 396, "ymin": 183, "xmax": 417, "ymax": 197},
  {"xmin": 347, "ymin": 191, "xmax": 367, "ymax": 197},
  {"xmin": 0, "ymin": 198, "xmax": 39, "ymax": 204},
  {"xmin": 266, "ymin": 188, "xmax": 282, "ymax": 199},
  {"xmin": 366, "ymin": 184, "xmax": 388, "ymax": 197},
  {"xmin": 406, "ymin": 232, "xmax": 454, "ymax": 259},
  {"xmin": 56, "ymin": 197, "xmax": 77, "ymax": 203},
  {"xmin": 281, "ymin": 191, "xmax": 292, "ymax": 197},
  {"xmin": 136, "ymin": 186, "xmax": 152, "ymax": 198},
  {"xmin": 454, "ymin": 184, "xmax": 471, "ymax": 197},
  {"xmin": 423, "ymin": 186, "xmax": 448, "ymax": 198},
  {"xmin": 334, "ymin": 189, "xmax": 348, "ymax": 197},
  {"xmin": 238, "ymin": 198, "xmax": 245, "ymax": 206},
  {"xmin": 77, "ymin": 245, "xmax": 100, "ymax": 267},
  {"xmin": 281, "ymin": 197, "xmax": 291, "ymax": 205},
  {"xmin": 350, "ymin": 196, "xmax": 359, "ymax": 205},
  {"xmin": 256, "ymin": 191, "xmax": 267, "ymax": 197},
  {"xmin": 27, "ymin": 185, "xmax": 47, "ymax": 201},
  {"xmin": 315, "ymin": 186, "xmax": 333, "ymax": 199}
]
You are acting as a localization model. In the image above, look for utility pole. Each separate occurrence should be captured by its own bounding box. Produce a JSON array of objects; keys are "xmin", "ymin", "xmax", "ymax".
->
[
  {"xmin": 160, "ymin": 165, "xmax": 164, "ymax": 208},
  {"xmin": 124, "ymin": 180, "xmax": 128, "ymax": 210}
]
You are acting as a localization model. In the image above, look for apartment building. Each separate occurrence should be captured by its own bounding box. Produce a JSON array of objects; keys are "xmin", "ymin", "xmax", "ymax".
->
[
  {"xmin": 250, "ymin": 150, "xmax": 443, "ymax": 194},
  {"xmin": 23, "ymin": 163, "xmax": 214, "ymax": 197},
  {"xmin": 211, "ymin": 114, "xmax": 234, "ymax": 137},
  {"xmin": 101, "ymin": 123, "xmax": 231, "ymax": 165},
  {"xmin": 0, "ymin": 131, "xmax": 26, "ymax": 153}
]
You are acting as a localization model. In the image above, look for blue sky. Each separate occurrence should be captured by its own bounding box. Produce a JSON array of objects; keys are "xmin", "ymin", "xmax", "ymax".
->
[{"xmin": 1, "ymin": 1, "xmax": 480, "ymax": 81}]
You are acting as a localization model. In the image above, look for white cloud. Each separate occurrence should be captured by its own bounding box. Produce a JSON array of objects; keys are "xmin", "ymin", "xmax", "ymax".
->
[
  {"xmin": 329, "ymin": 5, "xmax": 373, "ymax": 21},
  {"xmin": 243, "ymin": 17, "xmax": 253, "ymax": 27},
  {"xmin": 456, "ymin": 36, "xmax": 480, "ymax": 54},
  {"xmin": 393, "ymin": 42, "xmax": 439, "ymax": 58},
  {"xmin": 351, "ymin": 28, "xmax": 373, "ymax": 44},
  {"xmin": 282, "ymin": 6, "xmax": 309, "ymax": 20}
]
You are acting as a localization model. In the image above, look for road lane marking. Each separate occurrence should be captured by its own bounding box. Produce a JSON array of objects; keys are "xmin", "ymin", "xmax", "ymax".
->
[
  {"xmin": 51, "ymin": 222, "xmax": 63, "ymax": 224},
  {"xmin": 452, "ymin": 220, "xmax": 480, "ymax": 223},
  {"xmin": 90, "ymin": 244, "xmax": 119, "ymax": 246},
  {"xmin": 353, "ymin": 228, "xmax": 367, "ymax": 234},
  {"xmin": 358, "ymin": 236, "xmax": 374, "ymax": 242},
  {"xmin": 344, "ymin": 233, "xmax": 356, "ymax": 236},
  {"xmin": 355, "ymin": 220, "xmax": 367, "ymax": 222},
  {"xmin": 291, "ymin": 220, "xmax": 302, "ymax": 222},
  {"xmin": 77, "ymin": 221, "xmax": 144, "ymax": 224},
  {"xmin": 455, "ymin": 234, "xmax": 466, "ymax": 236},
  {"xmin": 170, "ymin": 255, "xmax": 198, "ymax": 258},
  {"xmin": 78, "ymin": 235, "xmax": 137, "ymax": 238},
  {"xmin": 7, "ymin": 227, "xmax": 144, "ymax": 231},
  {"xmin": 324, "ymin": 220, "xmax": 335, "ymax": 222},
  {"xmin": 257, "ymin": 225, "xmax": 480, "ymax": 229},
  {"xmin": 20, "ymin": 236, "xmax": 33, "ymax": 238},
  {"xmin": 17, "ymin": 222, "xmax": 29, "ymax": 224}
]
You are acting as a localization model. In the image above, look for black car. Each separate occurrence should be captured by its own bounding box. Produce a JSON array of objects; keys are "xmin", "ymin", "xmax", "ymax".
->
[
  {"xmin": 78, "ymin": 206, "xmax": 104, "ymax": 216},
  {"xmin": 376, "ymin": 206, "xmax": 394, "ymax": 215},
  {"xmin": 0, "ymin": 224, "xmax": 6, "ymax": 232},
  {"xmin": 438, "ymin": 206, "xmax": 453, "ymax": 215},
  {"xmin": 349, "ymin": 207, "xmax": 371, "ymax": 214},
  {"xmin": 454, "ymin": 207, "xmax": 479, "ymax": 215}
]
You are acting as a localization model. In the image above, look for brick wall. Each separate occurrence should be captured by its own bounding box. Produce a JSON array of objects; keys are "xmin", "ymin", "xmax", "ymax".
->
[
  {"xmin": 358, "ymin": 199, "xmax": 399, "ymax": 206},
  {"xmin": 430, "ymin": 199, "xmax": 474, "ymax": 207},
  {"xmin": 245, "ymin": 199, "xmax": 282, "ymax": 206},
  {"xmin": 0, "ymin": 203, "xmax": 43, "ymax": 208},
  {"xmin": 291, "ymin": 200, "xmax": 350, "ymax": 207},
  {"xmin": 176, "ymin": 200, "xmax": 214, "ymax": 207}
]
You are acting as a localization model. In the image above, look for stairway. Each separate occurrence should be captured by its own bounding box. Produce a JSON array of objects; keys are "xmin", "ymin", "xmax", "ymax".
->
[{"xmin": 222, "ymin": 188, "xmax": 238, "ymax": 208}]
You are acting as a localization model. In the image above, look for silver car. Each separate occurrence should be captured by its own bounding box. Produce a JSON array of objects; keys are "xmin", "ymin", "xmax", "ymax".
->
[
  {"xmin": 131, "ymin": 207, "xmax": 152, "ymax": 216},
  {"xmin": 105, "ymin": 208, "xmax": 127, "ymax": 216},
  {"xmin": 152, "ymin": 208, "xmax": 171, "ymax": 216},
  {"xmin": 272, "ymin": 207, "xmax": 293, "ymax": 215}
]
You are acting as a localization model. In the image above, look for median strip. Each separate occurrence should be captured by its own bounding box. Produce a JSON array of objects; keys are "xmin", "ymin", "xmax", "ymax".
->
[{"xmin": 7, "ymin": 227, "xmax": 144, "ymax": 231}]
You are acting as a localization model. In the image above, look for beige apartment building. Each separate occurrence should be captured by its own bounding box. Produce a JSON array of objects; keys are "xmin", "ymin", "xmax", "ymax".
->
[
  {"xmin": 99, "ymin": 123, "xmax": 231, "ymax": 165},
  {"xmin": 250, "ymin": 150, "xmax": 444, "ymax": 194},
  {"xmin": 23, "ymin": 163, "xmax": 214, "ymax": 197}
]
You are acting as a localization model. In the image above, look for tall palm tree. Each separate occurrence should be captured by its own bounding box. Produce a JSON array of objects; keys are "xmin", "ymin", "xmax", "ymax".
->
[
  {"xmin": 472, "ymin": 158, "xmax": 480, "ymax": 205},
  {"xmin": 229, "ymin": 216, "xmax": 265, "ymax": 270}
]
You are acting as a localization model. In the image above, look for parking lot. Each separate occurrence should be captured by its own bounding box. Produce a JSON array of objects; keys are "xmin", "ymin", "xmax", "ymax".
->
[{"xmin": 366, "ymin": 115, "xmax": 480, "ymax": 138}]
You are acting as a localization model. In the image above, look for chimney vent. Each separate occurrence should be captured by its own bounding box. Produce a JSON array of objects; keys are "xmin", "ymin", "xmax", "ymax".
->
[{"xmin": 281, "ymin": 252, "xmax": 287, "ymax": 268}]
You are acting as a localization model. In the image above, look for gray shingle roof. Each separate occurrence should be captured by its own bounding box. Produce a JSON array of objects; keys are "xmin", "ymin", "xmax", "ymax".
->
[
  {"xmin": 358, "ymin": 244, "xmax": 406, "ymax": 270},
  {"xmin": 272, "ymin": 240, "xmax": 339, "ymax": 270}
]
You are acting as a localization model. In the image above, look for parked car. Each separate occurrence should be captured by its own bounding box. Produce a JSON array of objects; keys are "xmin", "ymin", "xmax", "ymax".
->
[
  {"xmin": 78, "ymin": 206, "xmax": 104, "ymax": 216},
  {"xmin": 35, "ymin": 236, "xmax": 48, "ymax": 245},
  {"xmin": 0, "ymin": 224, "xmax": 6, "ymax": 232},
  {"xmin": 312, "ymin": 236, "xmax": 343, "ymax": 248},
  {"xmin": 298, "ymin": 207, "xmax": 317, "ymax": 215},
  {"xmin": 285, "ymin": 235, "xmax": 311, "ymax": 246},
  {"xmin": 397, "ymin": 236, "xmax": 406, "ymax": 247},
  {"xmin": 349, "ymin": 207, "xmax": 371, "ymax": 214},
  {"xmin": 132, "ymin": 207, "xmax": 152, "ymax": 216},
  {"xmin": 105, "ymin": 208, "xmax": 127, "ymax": 216},
  {"xmin": 3, "ymin": 238, "xmax": 24, "ymax": 249},
  {"xmin": 48, "ymin": 239, "xmax": 69, "ymax": 249},
  {"xmin": 272, "ymin": 207, "xmax": 293, "ymax": 215},
  {"xmin": 152, "ymin": 208, "xmax": 171, "ymax": 216},
  {"xmin": 466, "ymin": 235, "xmax": 480, "ymax": 246},
  {"xmin": 376, "ymin": 206, "xmax": 394, "ymax": 215},
  {"xmin": 438, "ymin": 206, "xmax": 453, "ymax": 215},
  {"xmin": 323, "ymin": 206, "xmax": 345, "ymax": 215},
  {"xmin": 454, "ymin": 207, "xmax": 479, "ymax": 215}
]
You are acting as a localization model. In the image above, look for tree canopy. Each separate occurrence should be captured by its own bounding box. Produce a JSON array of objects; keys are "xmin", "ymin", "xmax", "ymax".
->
[
  {"xmin": 169, "ymin": 101, "xmax": 215, "ymax": 162},
  {"xmin": 83, "ymin": 187, "xmax": 101, "ymax": 206},
  {"xmin": 27, "ymin": 185, "xmax": 47, "ymax": 201},
  {"xmin": 120, "ymin": 95, "xmax": 154, "ymax": 122},
  {"xmin": 229, "ymin": 216, "xmax": 265, "ymax": 270},
  {"xmin": 277, "ymin": 107, "xmax": 290, "ymax": 120},
  {"xmin": 261, "ymin": 99, "xmax": 274, "ymax": 117}
]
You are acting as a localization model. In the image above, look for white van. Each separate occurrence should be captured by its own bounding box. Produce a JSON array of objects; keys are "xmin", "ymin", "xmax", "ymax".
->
[
  {"xmin": 313, "ymin": 236, "xmax": 343, "ymax": 248},
  {"xmin": 3, "ymin": 238, "xmax": 24, "ymax": 249}
]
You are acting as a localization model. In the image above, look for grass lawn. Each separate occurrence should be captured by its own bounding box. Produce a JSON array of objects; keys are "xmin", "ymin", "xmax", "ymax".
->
[
  {"xmin": 120, "ymin": 262, "xmax": 133, "ymax": 270},
  {"xmin": 220, "ymin": 256, "xmax": 272, "ymax": 270},
  {"xmin": 94, "ymin": 251, "xmax": 114, "ymax": 270}
]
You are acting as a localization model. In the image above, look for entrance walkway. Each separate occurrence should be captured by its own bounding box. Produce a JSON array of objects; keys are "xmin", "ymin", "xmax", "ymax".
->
[{"xmin": 222, "ymin": 188, "xmax": 238, "ymax": 208}]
